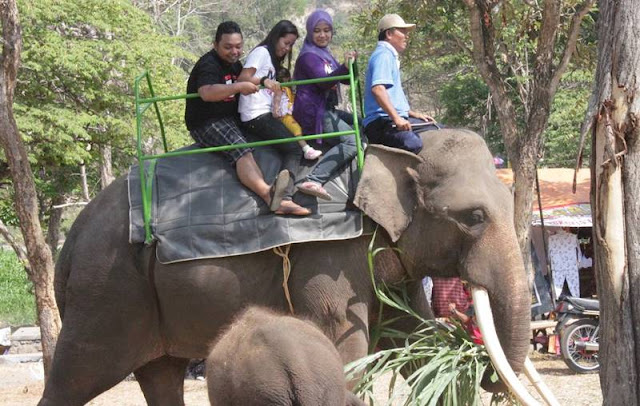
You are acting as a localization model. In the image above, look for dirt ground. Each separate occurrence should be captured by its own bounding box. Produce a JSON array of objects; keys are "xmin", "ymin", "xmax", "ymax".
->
[{"xmin": 0, "ymin": 351, "xmax": 602, "ymax": 405}]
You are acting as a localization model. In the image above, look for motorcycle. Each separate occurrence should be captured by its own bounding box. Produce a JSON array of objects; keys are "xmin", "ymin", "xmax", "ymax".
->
[{"xmin": 554, "ymin": 296, "xmax": 600, "ymax": 373}]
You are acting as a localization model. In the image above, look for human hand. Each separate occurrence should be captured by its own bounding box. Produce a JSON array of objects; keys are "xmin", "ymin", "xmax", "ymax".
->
[
  {"xmin": 272, "ymin": 104, "xmax": 282, "ymax": 118},
  {"xmin": 393, "ymin": 116, "xmax": 411, "ymax": 131},
  {"xmin": 411, "ymin": 111, "xmax": 435, "ymax": 123},
  {"xmin": 448, "ymin": 303, "xmax": 457, "ymax": 315},
  {"xmin": 344, "ymin": 50, "xmax": 357, "ymax": 64},
  {"xmin": 237, "ymin": 82, "xmax": 259, "ymax": 95},
  {"xmin": 264, "ymin": 78, "xmax": 281, "ymax": 92}
]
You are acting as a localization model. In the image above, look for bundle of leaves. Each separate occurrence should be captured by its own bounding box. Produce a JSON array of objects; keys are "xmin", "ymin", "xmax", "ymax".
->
[
  {"xmin": 346, "ymin": 319, "xmax": 494, "ymax": 405},
  {"xmin": 345, "ymin": 230, "xmax": 500, "ymax": 405}
]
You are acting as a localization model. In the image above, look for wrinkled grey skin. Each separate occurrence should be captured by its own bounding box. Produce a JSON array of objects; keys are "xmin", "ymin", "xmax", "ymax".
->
[
  {"xmin": 39, "ymin": 129, "xmax": 530, "ymax": 406},
  {"xmin": 206, "ymin": 307, "xmax": 366, "ymax": 406}
]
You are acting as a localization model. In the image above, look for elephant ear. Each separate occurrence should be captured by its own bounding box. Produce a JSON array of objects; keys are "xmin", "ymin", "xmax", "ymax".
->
[{"xmin": 354, "ymin": 144, "xmax": 424, "ymax": 242}]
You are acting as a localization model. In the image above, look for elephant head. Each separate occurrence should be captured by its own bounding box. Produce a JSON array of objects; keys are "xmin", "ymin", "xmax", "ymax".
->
[{"xmin": 354, "ymin": 129, "xmax": 532, "ymax": 395}]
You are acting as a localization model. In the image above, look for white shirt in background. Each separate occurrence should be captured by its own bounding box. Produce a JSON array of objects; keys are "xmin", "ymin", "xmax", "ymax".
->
[{"xmin": 548, "ymin": 229, "xmax": 580, "ymax": 298}]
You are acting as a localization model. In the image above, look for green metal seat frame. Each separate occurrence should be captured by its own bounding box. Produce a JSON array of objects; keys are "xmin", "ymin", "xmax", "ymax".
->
[{"xmin": 134, "ymin": 61, "xmax": 365, "ymax": 244}]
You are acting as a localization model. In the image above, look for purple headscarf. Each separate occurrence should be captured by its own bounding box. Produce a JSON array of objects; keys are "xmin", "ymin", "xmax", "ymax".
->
[{"xmin": 299, "ymin": 9, "xmax": 339, "ymax": 70}]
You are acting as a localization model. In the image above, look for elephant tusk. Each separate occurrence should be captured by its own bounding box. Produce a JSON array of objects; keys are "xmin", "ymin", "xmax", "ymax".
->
[
  {"xmin": 524, "ymin": 357, "xmax": 561, "ymax": 406},
  {"xmin": 471, "ymin": 288, "xmax": 542, "ymax": 406}
]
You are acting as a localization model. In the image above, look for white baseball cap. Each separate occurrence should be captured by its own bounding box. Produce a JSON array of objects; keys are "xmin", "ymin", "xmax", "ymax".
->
[{"xmin": 377, "ymin": 14, "xmax": 416, "ymax": 32}]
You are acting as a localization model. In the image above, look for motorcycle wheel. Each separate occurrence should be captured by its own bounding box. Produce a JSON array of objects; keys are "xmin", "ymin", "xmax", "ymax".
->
[{"xmin": 559, "ymin": 318, "xmax": 599, "ymax": 374}]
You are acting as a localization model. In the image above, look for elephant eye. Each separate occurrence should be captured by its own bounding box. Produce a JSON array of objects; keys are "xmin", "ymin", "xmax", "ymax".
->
[{"xmin": 462, "ymin": 209, "xmax": 485, "ymax": 227}]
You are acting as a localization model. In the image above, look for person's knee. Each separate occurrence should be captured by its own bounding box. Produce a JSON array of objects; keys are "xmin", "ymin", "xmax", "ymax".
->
[
  {"xmin": 404, "ymin": 133, "xmax": 423, "ymax": 154},
  {"xmin": 340, "ymin": 133, "xmax": 357, "ymax": 145},
  {"xmin": 340, "ymin": 136, "xmax": 358, "ymax": 159},
  {"xmin": 234, "ymin": 150, "xmax": 253, "ymax": 165}
]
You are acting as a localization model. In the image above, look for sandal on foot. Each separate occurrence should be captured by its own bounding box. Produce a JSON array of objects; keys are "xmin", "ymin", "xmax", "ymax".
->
[
  {"xmin": 269, "ymin": 170, "xmax": 289, "ymax": 211},
  {"xmin": 274, "ymin": 200, "xmax": 311, "ymax": 216},
  {"xmin": 297, "ymin": 181, "xmax": 332, "ymax": 201},
  {"xmin": 304, "ymin": 148, "xmax": 322, "ymax": 160}
]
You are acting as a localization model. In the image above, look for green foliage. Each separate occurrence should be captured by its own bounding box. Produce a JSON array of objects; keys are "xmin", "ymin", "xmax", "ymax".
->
[
  {"xmin": 350, "ymin": 0, "xmax": 597, "ymax": 167},
  {"xmin": 0, "ymin": 188, "xmax": 19, "ymax": 227},
  {"xmin": 2, "ymin": 0, "xmax": 191, "ymax": 234},
  {"xmin": 133, "ymin": 0, "xmax": 308, "ymax": 59},
  {"xmin": 541, "ymin": 70, "xmax": 593, "ymax": 168},
  {"xmin": 347, "ymin": 229, "xmax": 493, "ymax": 405},
  {"xmin": 346, "ymin": 322, "xmax": 493, "ymax": 405},
  {"xmin": 0, "ymin": 250, "xmax": 36, "ymax": 327},
  {"xmin": 18, "ymin": 0, "xmax": 181, "ymax": 149},
  {"xmin": 224, "ymin": 0, "xmax": 307, "ymax": 48},
  {"xmin": 439, "ymin": 73, "xmax": 505, "ymax": 158}
]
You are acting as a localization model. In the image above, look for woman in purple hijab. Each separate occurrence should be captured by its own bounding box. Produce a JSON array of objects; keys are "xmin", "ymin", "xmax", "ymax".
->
[{"xmin": 293, "ymin": 9, "xmax": 359, "ymax": 201}]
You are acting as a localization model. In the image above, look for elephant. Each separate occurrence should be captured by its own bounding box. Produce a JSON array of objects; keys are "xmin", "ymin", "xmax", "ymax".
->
[
  {"xmin": 39, "ymin": 129, "xmax": 539, "ymax": 405},
  {"xmin": 206, "ymin": 306, "xmax": 366, "ymax": 406}
]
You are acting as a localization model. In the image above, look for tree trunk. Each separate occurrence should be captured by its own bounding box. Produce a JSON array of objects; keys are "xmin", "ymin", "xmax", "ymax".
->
[
  {"xmin": 462, "ymin": 0, "xmax": 594, "ymax": 279},
  {"xmin": 80, "ymin": 161, "xmax": 90, "ymax": 200},
  {"xmin": 46, "ymin": 194, "xmax": 64, "ymax": 258},
  {"xmin": 100, "ymin": 144, "xmax": 115, "ymax": 189},
  {"xmin": 589, "ymin": 0, "xmax": 640, "ymax": 403},
  {"xmin": 510, "ymin": 145, "xmax": 537, "ymax": 276},
  {"xmin": 0, "ymin": 0, "xmax": 60, "ymax": 380}
]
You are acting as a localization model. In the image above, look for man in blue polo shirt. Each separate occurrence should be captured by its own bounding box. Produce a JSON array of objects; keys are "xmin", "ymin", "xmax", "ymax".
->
[{"xmin": 363, "ymin": 14, "xmax": 438, "ymax": 154}]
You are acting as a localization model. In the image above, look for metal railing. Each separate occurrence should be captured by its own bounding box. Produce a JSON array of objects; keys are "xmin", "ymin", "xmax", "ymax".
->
[{"xmin": 134, "ymin": 61, "xmax": 364, "ymax": 243}]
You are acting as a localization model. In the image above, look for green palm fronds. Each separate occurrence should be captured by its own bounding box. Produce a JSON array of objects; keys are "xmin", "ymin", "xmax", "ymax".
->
[
  {"xmin": 348, "ymin": 227, "xmax": 501, "ymax": 405},
  {"xmin": 346, "ymin": 319, "xmax": 495, "ymax": 405}
]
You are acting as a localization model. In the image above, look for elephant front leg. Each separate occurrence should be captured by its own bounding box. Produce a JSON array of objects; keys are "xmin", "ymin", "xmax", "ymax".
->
[
  {"xmin": 287, "ymin": 246, "xmax": 372, "ymax": 380},
  {"xmin": 302, "ymin": 300, "xmax": 369, "ymax": 390},
  {"xmin": 331, "ymin": 302, "xmax": 370, "ymax": 366},
  {"xmin": 296, "ymin": 289, "xmax": 370, "ymax": 374}
]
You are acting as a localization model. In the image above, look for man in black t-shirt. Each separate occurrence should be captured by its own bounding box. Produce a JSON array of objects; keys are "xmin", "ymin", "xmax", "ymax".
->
[{"xmin": 186, "ymin": 21, "xmax": 305, "ymax": 214}]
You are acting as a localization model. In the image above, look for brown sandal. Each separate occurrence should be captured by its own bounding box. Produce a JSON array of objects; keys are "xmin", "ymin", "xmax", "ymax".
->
[{"xmin": 269, "ymin": 170, "xmax": 290, "ymax": 211}]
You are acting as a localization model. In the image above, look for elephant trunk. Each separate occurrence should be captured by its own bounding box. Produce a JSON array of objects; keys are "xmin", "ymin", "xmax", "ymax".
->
[{"xmin": 463, "ymin": 224, "xmax": 532, "ymax": 394}]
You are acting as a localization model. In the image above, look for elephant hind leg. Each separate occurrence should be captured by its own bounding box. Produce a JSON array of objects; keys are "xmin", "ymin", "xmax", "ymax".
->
[
  {"xmin": 38, "ymin": 333, "xmax": 150, "ymax": 406},
  {"xmin": 134, "ymin": 355, "xmax": 190, "ymax": 406}
]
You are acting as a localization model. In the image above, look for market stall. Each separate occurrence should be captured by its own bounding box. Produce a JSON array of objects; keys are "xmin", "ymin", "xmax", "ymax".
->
[{"xmin": 497, "ymin": 168, "xmax": 595, "ymax": 316}]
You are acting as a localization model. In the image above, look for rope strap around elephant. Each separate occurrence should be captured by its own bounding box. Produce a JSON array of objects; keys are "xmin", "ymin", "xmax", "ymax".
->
[{"xmin": 273, "ymin": 245, "xmax": 295, "ymax": 314}]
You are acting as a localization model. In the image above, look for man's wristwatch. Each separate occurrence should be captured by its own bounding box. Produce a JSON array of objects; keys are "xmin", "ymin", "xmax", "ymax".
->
[{"xmin": 259, "ymin": 76, "xmax": 268, "ymax": 86}]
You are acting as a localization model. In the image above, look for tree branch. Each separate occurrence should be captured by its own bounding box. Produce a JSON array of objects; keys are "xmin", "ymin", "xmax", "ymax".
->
[
  {"xmin": 0, "ymin": 218, "xmax": 31, "ymax": 276},
  {"xmin": 451, "ymin": 34, "xmax": 472, "ymax": 56},
  {"xmin": 52, "ymin": 201, "xmax": 89, "ymax": 209},
  {"xmin": 0, "ymin": 0, "xmax": 22, "ymax": 98},
  {"xmin": 533, "ymin": 0, "xmax": 560, "ymax": 87},
  {"xmin": 463, "ymin": 0, "xmax": 520, "ymax": 152},
  {"xmin": 550, "ymin": 0, "xmax": 595, "ymax": 94},
  {"xmin": 574, "ymin": 85, "xmax": 598, "ymax": 178}
]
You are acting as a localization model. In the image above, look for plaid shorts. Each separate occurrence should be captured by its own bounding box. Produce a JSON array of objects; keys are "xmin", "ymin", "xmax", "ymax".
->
[{"xmin": 190, "ymin": 116, "xmax": 253, "ymax": 164}]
